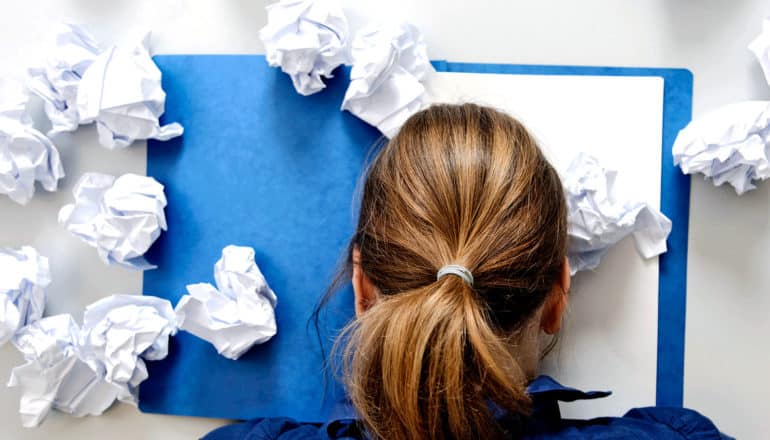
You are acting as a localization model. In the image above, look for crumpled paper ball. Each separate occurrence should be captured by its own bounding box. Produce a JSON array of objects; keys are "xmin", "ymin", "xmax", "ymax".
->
[
  {"xmin": 175, "ymin": 245, "xmax": 277, "ymax": 360},
  {"xmin": 28, "ymin": 24, "xmax": 183, "ymax": 148},
  {"xmin": 0, "ymin": 80, "xmax": 64, "ymax": 205},
  {"xmin": 58, "ymin": 172, "xmax": 168, "ymax": 270},
  {"xmin": 565, "ymin": 153, "xmax": 672, "ymax": 274},
  {"xmin": 259, "ymin": 0, "xmax": 350, "ymax": 96},
  {"xmin": 673, "ymin": 101, "xmax": 770, "ymax": 195},
  {"xmin": 341, "ymin": 22, "xmax": 434, "ymax": 138}
]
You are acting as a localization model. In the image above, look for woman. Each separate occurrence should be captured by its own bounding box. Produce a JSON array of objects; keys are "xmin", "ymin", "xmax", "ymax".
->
[{"xmin": 205, "ymin": 104, "xmax": 727, "ymax": 439}]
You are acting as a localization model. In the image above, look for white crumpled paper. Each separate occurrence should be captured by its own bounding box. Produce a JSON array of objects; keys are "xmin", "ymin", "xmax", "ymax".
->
[
  {"xmin": 672, "ymin": 101, "xmax": 770, "ymax": 195},
  {"xmin": 0, "ymin": 80, "xmax": 65, "ymax": 205},
  {"xmin": 28, "ymin": 25, "xmax": 182, "ymax": 148},
  {"xmin": 78, "ymin": 295, "xmax": 177, "ymax": 405},
  {"xmin": 750, "ymin": 18, "xmax": 770, "ymax": 86},
  {"xmin": 0, "ymin": 80, "xmax": 33, "ymax": 123},
  {"xmin": 58, "ymin": 172, "xmax": 168, "ymax": 270},
  {"xmin": 76, "ymin": 32, "xmax": 183, "ymax": 149},
  {"xmin": 341, "ymin": 22, "xmax": 434, "ymax": 138},
  {"xmin": 8, "ymin": 314, "xmax": 113, "ymax": 427},
  {"xmin": 7, "ymin": 295, "xmax": 177, "ymax": 427},
  {"xmin": 0, "ymin": 246, "xmax": 50, "ymax": 346},
  {"xmin": 259, "ymin": 0, "xmax": 349, "ymax": 96},
  {"xmin": 9, "ymin": 315, "xmax": 84, "ymax": 427},
  {"xmin": 28, "ymin": 24, "xmax": 101, "ymax": 136},
  {"xmin": 175, "ymin": 245, "xmax": 277, "ymax": 360},
  {"xmin": 673, "ymin": 19, "xmax": 770, "ymax": 195},
  {"xmin": 564, "ymin": 153, "xmax": 672, "ymax": 274}
]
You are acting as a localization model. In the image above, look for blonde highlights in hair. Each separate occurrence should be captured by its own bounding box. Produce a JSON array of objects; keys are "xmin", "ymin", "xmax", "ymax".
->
[{"xmin": 334, "ymin": 104, "xmax": 567, "ymax": 439}]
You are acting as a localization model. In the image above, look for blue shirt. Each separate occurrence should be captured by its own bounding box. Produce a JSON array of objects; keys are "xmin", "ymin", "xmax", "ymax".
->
[{"xmin": 202, "ymin": 375, "xmax": 730, "ymax": 439}]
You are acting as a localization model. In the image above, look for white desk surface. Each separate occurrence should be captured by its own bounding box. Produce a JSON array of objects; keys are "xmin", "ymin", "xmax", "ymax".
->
[{"xmin": 1, "ymin": 1, "xmax": 769, "ymax": 439}]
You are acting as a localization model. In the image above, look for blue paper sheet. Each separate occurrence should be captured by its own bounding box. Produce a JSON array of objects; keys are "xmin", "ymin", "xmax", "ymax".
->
[
  {"xmin": 139, "ymin": 56, "xmax": 692, "ymax": 420},
  {"xmin": 139, "ymin": 56, "xmax": 379, "ymax": 420}
]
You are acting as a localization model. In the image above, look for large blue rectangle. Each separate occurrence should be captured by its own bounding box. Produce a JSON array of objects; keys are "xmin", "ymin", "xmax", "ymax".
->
[{"xmin": 139, "ymin": 56, "xmax": 692, "ymax": 420}]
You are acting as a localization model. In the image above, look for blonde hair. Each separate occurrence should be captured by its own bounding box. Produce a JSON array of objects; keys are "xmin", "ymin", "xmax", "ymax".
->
[{"xmin": 333, "ymin": 103, "xmax": 567, "ymax": 439}]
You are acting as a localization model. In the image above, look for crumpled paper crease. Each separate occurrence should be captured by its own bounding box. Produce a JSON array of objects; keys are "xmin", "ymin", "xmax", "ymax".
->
[{"xmin": 0, "ymin": 246, "xmax": 50, "ymax": 345}]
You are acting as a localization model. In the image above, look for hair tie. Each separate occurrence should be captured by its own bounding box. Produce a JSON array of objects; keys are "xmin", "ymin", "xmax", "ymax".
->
[{"xmin": 437, "ymin": 264, "xmax": 474, "ymax": 287}]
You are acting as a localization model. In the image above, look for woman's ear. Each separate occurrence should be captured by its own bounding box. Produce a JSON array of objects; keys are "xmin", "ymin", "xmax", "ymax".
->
[
  {"xmin": 352, "ymin": 246, "xmax": 378, "ymax": 317},
  {"xmin": 541, "ymin": 257, "xmax": 571, "ymax": 335}
]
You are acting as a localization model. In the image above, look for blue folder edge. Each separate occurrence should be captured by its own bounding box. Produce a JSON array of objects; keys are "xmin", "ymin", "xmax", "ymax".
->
[
  {"xmin": 141, "ymin": 57, "xmax": 692, "ymax": 418},
  {"xmin": 432, "ymin": 61, "xmax": 693, "ymax": 407}
]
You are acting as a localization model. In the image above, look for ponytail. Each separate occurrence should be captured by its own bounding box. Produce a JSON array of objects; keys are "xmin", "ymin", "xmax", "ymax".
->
[
  {"xmin": 327, "ymin": 104, "xmax": 568, "ymax": 439},
  {"xmin": 337, "ymin": 275, "xmax": 532, "ymax": 439}
]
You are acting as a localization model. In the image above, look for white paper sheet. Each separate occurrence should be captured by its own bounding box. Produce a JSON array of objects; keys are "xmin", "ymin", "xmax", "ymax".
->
[
  {"xmin": 259, "ymin": 0, "xmax": 349, "ymax": 96},
  {"xmin": 58, "ymin": 172, "xmax": 168, "ymax": 270},
  {"xmin": 428, "ymin": 72, "xmax": 664, "ymax": 418},
  {"xmin": 175, "ymin": 245, "xmax": 277, "ymax": 360},
  {"xmin": 341, "ymin": 22, "xmax": 434, "ymax": 138},
  {"xmin": 0, "ymin": 246, "xmax": 50, "ymax": 346},
  {"xmin": 0, "ymin": 80, "xmax": 65, "ymax": 205}
]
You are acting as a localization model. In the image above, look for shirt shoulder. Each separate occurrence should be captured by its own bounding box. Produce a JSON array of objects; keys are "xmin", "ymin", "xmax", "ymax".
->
[
  {"xmin": 523, "ymin": 406, "xmax": 731, "ymax": 440},
  {"xmin": 201, "ymin": 417, "xmax": 364, "ymax": 440},
  {"xmin": 623, "ymin": 407, "xmax": 732, "ymax": 439},
  {"xmin": 201, "ymin": 418, "xmax": 327, "ymax": 440}
]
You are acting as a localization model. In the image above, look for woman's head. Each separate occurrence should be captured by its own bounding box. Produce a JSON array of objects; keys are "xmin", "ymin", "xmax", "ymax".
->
[{"xmin": 337, "ymin": 103, "xmax": 570, "ymax": 439}]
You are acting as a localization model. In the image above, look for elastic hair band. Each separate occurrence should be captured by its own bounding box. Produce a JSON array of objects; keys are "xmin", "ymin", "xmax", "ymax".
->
[{"xmin": 437, "ymin": 264, "xmax": 474, "ymax": 287}]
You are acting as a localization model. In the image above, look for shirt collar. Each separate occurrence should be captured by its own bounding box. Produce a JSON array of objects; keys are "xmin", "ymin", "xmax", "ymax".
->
[{"xmin": 527, "ymin": 375, "xmax": 612, "ymax": 402}]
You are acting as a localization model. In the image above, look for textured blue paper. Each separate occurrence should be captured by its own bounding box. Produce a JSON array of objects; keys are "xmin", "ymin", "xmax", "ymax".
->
[{"xmin": 139, "ymin": 56, "xmax": 692, "ymax": 420}]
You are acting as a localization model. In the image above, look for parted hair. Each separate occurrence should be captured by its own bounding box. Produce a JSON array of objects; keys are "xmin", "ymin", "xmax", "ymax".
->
[{"xmin": 333, "ymin": 103, "xmax": 568, "ymax": 439}]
